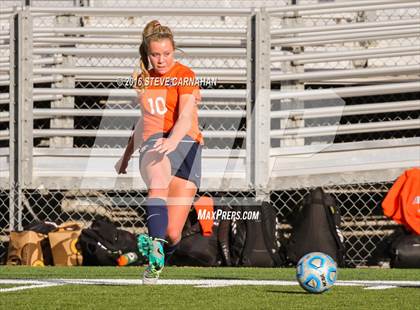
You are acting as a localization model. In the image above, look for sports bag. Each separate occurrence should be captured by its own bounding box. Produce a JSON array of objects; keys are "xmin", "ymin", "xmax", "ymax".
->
[
  {"xmin": 48, "ymin": 222, "xmax": 83, "ymax": 266},
  {"xmin": 382, "ymin": 168, "xmax": 420, "ymax": 234},
  {"xmin": 217, "ymin": 213, "xmax": 232, "ymax": 266},
  {"xmin": 78, "ymin": 217, "xmax": 141, "ymax": 266},
  {"xmin": 6, "ymin": 221, "xmax": 58, "ymax": 266},
  {"xmin": 286, "ymin": 188, "xmax": 345, "ymax": 267},
  {"xmin": 230, "ymin": 201, "xmax": 285, "ymax": 267},
  {"xmin": 390, "ymin": 234, "xmax": 420, "ymax": 268},
  {"xmin": 7, "ymin": 231, "xmax": 47, "ymax": 266},
  {"xmin": 367, "ymin": 227, "xmax": 407, "ymax": 267},
  {"xmin": 168, "ymin": 210, "xmax": 222, "ymax": 267}
]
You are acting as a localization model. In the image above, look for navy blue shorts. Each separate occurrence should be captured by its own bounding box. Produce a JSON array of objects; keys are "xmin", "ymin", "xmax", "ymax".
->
[{"xmin": 139, "ymin": 132, "xmax": 202, "ymax": 189}]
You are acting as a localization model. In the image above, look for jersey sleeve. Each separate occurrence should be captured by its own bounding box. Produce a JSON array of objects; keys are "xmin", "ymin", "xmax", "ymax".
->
[{"xmin": 177, "ymin": 67, "xmax": 201, "ymax": 103}]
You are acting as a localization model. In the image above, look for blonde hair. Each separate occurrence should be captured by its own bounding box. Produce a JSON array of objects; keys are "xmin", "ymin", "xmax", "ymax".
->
[{"xmin": 139, "ymin": 20, "xmax": 175, "ymax": 73}]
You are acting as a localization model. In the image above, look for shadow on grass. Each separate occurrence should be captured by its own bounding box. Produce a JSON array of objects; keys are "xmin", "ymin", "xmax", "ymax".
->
[
  {"xmin": 199, "ymin": 276, "xmax": 251, "ymax": 280},
  {"xmin": 265, "ymin": 289, "xmax": 308, "ymax": 295}
]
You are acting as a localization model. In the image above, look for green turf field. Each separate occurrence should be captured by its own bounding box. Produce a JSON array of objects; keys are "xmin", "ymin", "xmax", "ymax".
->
[{"xmin": 1, "ymin": 266, "xmax": 419, "ymax": 310}]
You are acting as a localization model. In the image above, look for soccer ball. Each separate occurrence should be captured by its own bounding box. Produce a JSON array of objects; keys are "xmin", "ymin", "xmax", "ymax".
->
[{"xmin": 296, "ymin": 252, "xmax": 337, "ymax": 294}]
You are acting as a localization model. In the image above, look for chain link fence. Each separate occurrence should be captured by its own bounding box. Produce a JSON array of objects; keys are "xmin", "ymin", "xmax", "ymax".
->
[
  {"xmin": 0, "ymin": 182, "xmax": 397, "ymax": 267},
  {"xmin": 0, "ymin": 189, "xmax": 10, "ymax": 263},
  {"xmin": 271, "ymin": 181, "xmax": 396, "ymax": 267}
]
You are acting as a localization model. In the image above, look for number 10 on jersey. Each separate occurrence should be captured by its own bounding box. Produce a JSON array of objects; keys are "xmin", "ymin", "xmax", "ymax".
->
[{"xmin": 147, "ymin": 96, "xmax": 168, "ymax": 115}]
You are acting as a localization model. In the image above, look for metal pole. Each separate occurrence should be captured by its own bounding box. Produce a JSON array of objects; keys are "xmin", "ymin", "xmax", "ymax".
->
[
  {"xmin": 271, "ymin": 46, "xmax": 420, "ymax": 64},
  {"xmin": 271, "ymin": 28, "xmax": 420, "ymax": 46},
  {"xmin": 33, "ymin": 47, "xmax": 246, "ymax": 57},
  {"xmin": 33, "ymin": 67, "xmax": 247, "ymax": 77},
  {"xmin": 31, "ymin": 129, "xmax": 247, "ymax": 139},
  {"xmin": 32, "ymin": 108, "xmax": 245, "ymax": 118},
  {"xmin": 29, "ymin": 7, "xmax": 252, "ymax": 16},
  {"xmin": 267, "ymin": 2, "xmax": 419, "ymax": 16},
  {"xmin": 270, "ymin": 81, "xmax": 420, "ymax": 100},
  {"xmin": 271, "ymin": 119, "xmax": 420, "ymax": 138},
  {"xmin": 8, "ymin": 13, "xmax": 17, "ymax": 231},
  {"xmin": 33, "ymin": 27, "xmax": 247, "ymax": 37},
  {"xmin": 17, "ymin": 8, "xmax": 33, "ymax": 230},
  {"xmin": 246, "ymin": 13, "xmax": 254, "ymax": 190},
  {"xmin": 267, "ymin": 0, "xmax": 419, "ymax": 13},
  {"xmin": 33, "ymin": 37, "xmax": 244, "ymax": 46},
  {"xmin": 270, "ymin": 100, "xmax": 420, "ymax": 119},
  {"xmin": 33, "ymin": 88, "xmax": 247, "ymax": 99},
  {"xmin": 271, "ymin": 18, "xmax": 420, "ymax": 36},
  {"xmin": 8, "ymin": 8, "xmax": 33, "ymax": 231},
  {"xmin": 252, "ymin": 9, "xmax": 271, "ymax": 201},
  {"xmin": 271, "ymin": 64, "xmax": 420, "ymax": 81}
]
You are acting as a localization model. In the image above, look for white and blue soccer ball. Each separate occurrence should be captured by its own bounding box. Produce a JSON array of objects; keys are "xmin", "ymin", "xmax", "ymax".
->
[{"xmin": 296, "ymin": 252, "xmax": 337, "ymax": 294}]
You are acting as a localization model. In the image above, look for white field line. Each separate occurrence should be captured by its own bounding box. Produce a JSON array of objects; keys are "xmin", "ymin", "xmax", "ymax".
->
[
  {"xmin": 339, "ymin": 280, "xmax": 420, "ymax": 287},
  {"xmin": 0, "ymin": 278, "xmax": 419, "ymax": 292},
  {"xmin": 0, "ymin": 282, "xmax": 65, "ymax": 293},
  {"xmin": 364, "ymin": 285, "xmax": 398, "ymax": 290}
]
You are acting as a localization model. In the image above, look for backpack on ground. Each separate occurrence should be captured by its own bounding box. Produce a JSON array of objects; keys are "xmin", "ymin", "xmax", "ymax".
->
[
  {"xmin": 229, "ymin": 201, "xmax": 285, "ymax": 267},
  {"xmin": 390, "ymin": 233, "xmax": 420, "ymax": 268},
  {"xmin": 168, "ymin": 209, "xmax": 222, "ymax": 267},
  {"xmin": 78, "ymin": 217, "xmax": 142, "ymax": 266},
  {"xmin": 286, "ymin": 188, "xmax": 346, "ymax": 267}
]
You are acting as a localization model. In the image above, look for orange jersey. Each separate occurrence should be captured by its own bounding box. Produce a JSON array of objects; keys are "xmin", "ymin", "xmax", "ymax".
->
[
  {"xmin": 382, "ymin": 168, "xmax": 420, "ymax": 234},
  {"xmin": 140, "ymin": 62, "xmax": 203, "ymax": 144}
]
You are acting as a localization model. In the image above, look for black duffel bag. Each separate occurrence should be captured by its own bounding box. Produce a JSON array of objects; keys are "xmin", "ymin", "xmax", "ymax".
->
[
  {"xmin": 390, "ymin": 234, "xmax": 420, "ymax": 268},
  {"xmin": 168, "ymin": 210, "xmax": 222, "ymax": 267},
  {"xmin": 78, "ymin": 217, "xmax": 143, "ymax": 266}
]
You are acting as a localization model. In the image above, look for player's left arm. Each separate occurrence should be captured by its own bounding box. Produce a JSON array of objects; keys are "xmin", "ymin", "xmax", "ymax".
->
[{"xmin": 154, "ymin": 93, "xmax": 196, "ymax": 155}]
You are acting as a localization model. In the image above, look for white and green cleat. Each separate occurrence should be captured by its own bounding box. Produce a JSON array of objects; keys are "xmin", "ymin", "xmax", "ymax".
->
[
  {"xmin": 142, "ymin": 263, "xmax": 162, "ymax": 285},
  {"xmin": 137, "ymin": 234, "xmax": 152, "ymax": 258},
  {"xmin": 137, "ymin": 234, "xmax": 166, "ymax": 285}
]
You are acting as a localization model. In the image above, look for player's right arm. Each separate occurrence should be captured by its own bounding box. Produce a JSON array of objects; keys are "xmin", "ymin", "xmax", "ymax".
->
[
  {"xmin": 114, "ymin": 117, "xmax": 144, "ymax": 174},
  {"xmin": 115, "ymin": 71, "xmax": 146, "ymax": 174}
]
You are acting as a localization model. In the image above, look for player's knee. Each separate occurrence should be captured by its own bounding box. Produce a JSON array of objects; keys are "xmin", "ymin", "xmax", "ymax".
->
[
  {"xmin": 166, "ymin": 228, "xmax": 181, "ymax": 245},
  {"xmin": 148, "ymin": 188, "xmax": 169, "ymax": 199},
  {"xmin": 148, "ymin": 177, "xmax": 170, "ymax": 191}
]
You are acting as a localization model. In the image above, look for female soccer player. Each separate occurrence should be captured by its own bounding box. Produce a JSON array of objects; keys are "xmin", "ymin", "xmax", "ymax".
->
[{"xmin": 114, "ymin": 20, "xmax": 203, "ymax": 284}]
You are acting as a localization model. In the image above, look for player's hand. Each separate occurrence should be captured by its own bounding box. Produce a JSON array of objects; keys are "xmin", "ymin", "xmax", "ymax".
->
[
  {"xmin": 114, "ymin": 157, "xmax": 129, "ymax": 174},
  {"xmin": 153, "ymin": 138, "xmax": 178, "ymax": 155}
]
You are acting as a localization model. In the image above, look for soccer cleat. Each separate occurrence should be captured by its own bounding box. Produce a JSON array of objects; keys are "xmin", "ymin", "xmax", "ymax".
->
[
  {"xmin": 148, "ymin": 238, "xmax": 165, "ymax": 270},
  {"xmin": 138, "ymin": 235, "xmax": 166, "ymax": 285},
  {"xmin": 137, "ymin": 233, "xmax": 152, "ymax": 259},
  {"xmin": 142, "ymin": 264, "xmax": 162, "ymax": 285}
]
